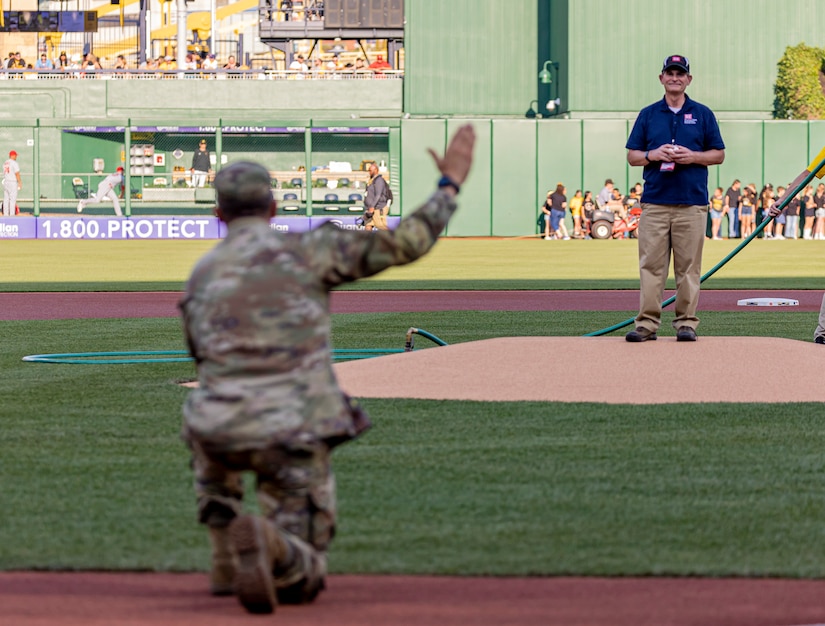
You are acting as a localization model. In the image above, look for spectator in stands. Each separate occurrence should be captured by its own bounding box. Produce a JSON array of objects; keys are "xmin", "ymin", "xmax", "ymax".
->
[
  {"xmin": 547, "ymin": 183, "xmax": 571, "ymax": 240},
  {"xmin": 813, "ymin": 183, "xmax": 825, "ymax": 240},
  {"xmin": 540, "ymin": 191, "xmax": 553, "ymax": 239},
  {"xmin": 759, "ymin": 184, "xmax": 775, "ymax": 239},
  {"xmin": 624, "ymin": 186, "xmax": 641, "ymax": 217},
  {"xmin": 307, "ymin": 0, "xmax": 324, "ymax": 19},
  {"xmin": 782, "ymin": 185, "xmax": 800, "ymax": 239},
  {"xmin": 202, "ymin": 54, "xmax": 218, "ymax": 70},
  {"xmin": 723, "ymin": 179, "xmax": 741, "ymax": 238},
  {"xmin": 354, "ymin": 57, "xmax": 369, "ymax": 74},
  {"xmin": 596, "ymin": 178, "xmax": 614, "ymax": 209},
  {"xmin": 606, "ymin": 186, "xmax": 626, "ymax": 218},
  {"xmin": 11, "ymin": 52, "xmax": 25, "ymax": 69},
  {"xmin": 582, "ymin": 190, "xmax": 596, "ymax": 234},
  {"xmin": 368, "ymin": 55, "xmax": 391, "ymax": 72},
  {"xmin": 34, "ymin": 53, "xmax": 53, "ymax": 70},
  {"xmin": 311, "ymin": 57, "xmax": 325, "ymax": 76},
  {"xmin": 57, "ymin": 51, "xmax": 69, "ymax": 71},
  {"xmin": 84, "ymin": 53, "xmax": 102, "ymax": 70},
  {"xmin": 288, "ymin": 54, "xmax": 308, "ymax": 78},
  {"xmin": 768, "ymin": 185, "xmax": 799, "ymax": 239},
  {"xmin": 184, "ymin": 53, "xmax": 198, "ymax": 71},
  {"xmin": 709, "ymin": 186, "xmax": 724, "ymax": 240},
  {"xmin": 3, "ymin": 52, "xmax": 13, "ymax": 69},
  {"xmin": 223, "ymin": 55, "xmax": 238, "ymax": 70},
  {"xmin": 739, "ymin": 183, "xmax": 757, "ymax": 237},
  {"xmin": 113, "ymin": 55, "xmax": 128, "ymax": 77},
  {"xmin": 569, "ymin": 189, "xmax": 584, "ymax": 238},
  {"xmin": 281, "ymin": 0, "xmax": 293, "ymax": 21},
  {"xmin": 160, "ymin": 56, "xmax": 177, "ymax": 71},
  {"xmin": 802, "ymin": 184, "xmax": 815, "ymax": 239}
]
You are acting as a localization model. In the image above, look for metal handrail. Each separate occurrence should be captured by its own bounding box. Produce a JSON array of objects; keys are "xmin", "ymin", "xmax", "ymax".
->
[{"xmin": 0, "ymin": 68, "xmax": 404, "ymax": 81}]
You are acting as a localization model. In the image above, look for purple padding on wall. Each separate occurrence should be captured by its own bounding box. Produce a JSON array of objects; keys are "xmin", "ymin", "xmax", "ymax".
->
[
  {"xmin": 2, "ymin": 216, "xmax": 401, "ymax": 239},
  {"xmin": 0, "ymin": 218, "xmax": 37, "ymax": 239},
  {"xmin": 35, "ymin": 216, "xmax": 222, "ymax": 239}
]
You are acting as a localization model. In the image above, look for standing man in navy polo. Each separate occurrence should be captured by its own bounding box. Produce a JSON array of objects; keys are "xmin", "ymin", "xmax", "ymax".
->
[{"xmin": 624, "ymin": 54, "xmax": 725, "ymax": 343}]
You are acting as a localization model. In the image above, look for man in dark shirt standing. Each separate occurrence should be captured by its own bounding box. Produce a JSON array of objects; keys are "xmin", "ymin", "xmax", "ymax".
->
[
  {"xmin": 624, "ymin": 54, "xmax": 725, "ymax": 343},
  {"xmin": 191, "ymin": 139, "xmax": 212, "ymax": 188},
  {"xmin": 364, "ymin": 162, "xmax": 390, "ymax": 230},
  {"xmin": 724, "ymin": 179, "xmax": 741, "ymax": 239}
]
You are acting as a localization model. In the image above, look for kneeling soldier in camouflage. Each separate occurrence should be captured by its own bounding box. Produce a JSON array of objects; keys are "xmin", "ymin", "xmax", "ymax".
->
[{"xmin": 179, "ymin": 125, "xmax": 475, "ymax": 615}]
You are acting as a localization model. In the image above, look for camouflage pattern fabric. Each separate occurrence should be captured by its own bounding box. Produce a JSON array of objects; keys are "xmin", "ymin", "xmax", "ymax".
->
[
  {"xmin": 190, "ymin": 440, "xmax": 332, "ymax": 590},
  {"xmin": 179, "ymin": 188, "xmax": 457, "ymax": 453}
]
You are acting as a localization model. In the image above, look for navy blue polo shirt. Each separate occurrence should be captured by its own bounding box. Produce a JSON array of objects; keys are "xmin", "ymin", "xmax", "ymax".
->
[{"xmin": 626, "ymin": 94, "xmax": 725, "ymax": 206}]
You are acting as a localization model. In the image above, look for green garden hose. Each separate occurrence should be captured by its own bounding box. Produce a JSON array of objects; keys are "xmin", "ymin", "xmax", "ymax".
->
[{"xmin": 22, "ymin": 328, "xmax": 449, "ymax": 365}]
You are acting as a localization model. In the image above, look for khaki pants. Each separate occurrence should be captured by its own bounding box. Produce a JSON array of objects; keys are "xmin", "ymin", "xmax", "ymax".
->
[
  {"xmin": 815, "ymin": 293, "xmax": 825, "ymax": 341},
  {"xmin": 367, "ymin": 207, "xmax": 389, "ymax": 230},
  {"xmin": 635, "ymin": 203, "xmax": 708, "ymax": 332},
  {"xmin": 189, "ymin": 440, "xmax": 332, "ymax": 591}
]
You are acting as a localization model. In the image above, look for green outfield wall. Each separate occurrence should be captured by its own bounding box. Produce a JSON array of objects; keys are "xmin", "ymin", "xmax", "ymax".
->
[{"xmin": 3, "ymin": 116, "xmax": 824, "ymax": 236}]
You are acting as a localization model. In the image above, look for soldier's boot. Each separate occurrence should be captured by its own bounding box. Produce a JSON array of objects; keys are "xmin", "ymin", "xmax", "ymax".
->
[
  {"xmin": 208, "ymin": 526, "xmax": 236, "ymax": 596},
  {"xmin": 275, "ymin": 536, "xmax": 327, "ymax": 604},
  {"xmin": 229, "ymin": 515, "xmax": 288, "ymax": 615},
  {"xmin": 276, "ymin": 571, "xmax": 326, "ymax": 604}
]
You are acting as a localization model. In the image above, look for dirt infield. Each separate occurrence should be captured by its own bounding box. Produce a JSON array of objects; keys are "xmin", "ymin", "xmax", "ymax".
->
[
  {"xmin": 7, "ymin": 289, "xmax": 825, "ymax": 626},
  {"xmin": 5, "ymin": 571, "xmax": 825, "ymax": 626},
  {"xmin": 2, "ymin": 289, "xmax": 823, "ymax": 320},
  {"xmin": 334, "ymin": 336, "xmax": 825, "ymax": 403}
]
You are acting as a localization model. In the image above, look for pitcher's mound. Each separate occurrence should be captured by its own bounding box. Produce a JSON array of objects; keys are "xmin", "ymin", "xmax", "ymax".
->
[{"xmin": 334, "ymin": 337, "xmax": 825, "ymax": 403}]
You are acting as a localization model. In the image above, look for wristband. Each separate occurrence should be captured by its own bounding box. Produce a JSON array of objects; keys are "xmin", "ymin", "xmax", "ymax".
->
[
  {"xmin": 437, "ymin": 175, "xmax": 460, "ymax": 194},
  {"xmin": 644, "ymin": 150, "xmax": 651, "ymax": 164}
]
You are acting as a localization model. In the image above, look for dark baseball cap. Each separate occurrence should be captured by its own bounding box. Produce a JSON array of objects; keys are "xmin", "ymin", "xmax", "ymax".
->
[
  {"xmin": 214, "ymin": 161, "xmax": 273, "ymax": 216},
  {"xmin": 662, "ymin": 54, "xmax": 690, "ymax": 73}
]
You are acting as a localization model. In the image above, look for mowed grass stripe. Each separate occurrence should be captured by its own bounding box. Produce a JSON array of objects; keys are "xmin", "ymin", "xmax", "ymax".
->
[
  {"xmin": 3, "ymin": 312, "xmax": 825, "ymax": 576},
  {"xmin": 3, "ymin": 238, "xmax": 825, "ymax": 291}
]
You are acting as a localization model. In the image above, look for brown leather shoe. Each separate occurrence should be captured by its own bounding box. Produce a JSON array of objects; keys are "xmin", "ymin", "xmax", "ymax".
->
[
  {"xmin": 625, "ymin": 327, "xmax": 657, "ymax": 342},
  {"xmin": 676, "ymin": 326, "xmax": 697, "ymax": 342}
]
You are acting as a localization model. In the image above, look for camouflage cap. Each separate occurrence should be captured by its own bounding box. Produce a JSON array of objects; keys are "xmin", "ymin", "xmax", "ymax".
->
[{"xmin": 214, "ymin": 161, "xmax": 274, "ymax": 217}]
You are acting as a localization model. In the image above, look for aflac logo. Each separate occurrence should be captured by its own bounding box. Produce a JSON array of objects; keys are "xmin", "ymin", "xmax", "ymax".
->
[{"xmin": 0, "ymin": 223, "xmax": 20, "ymax": 237}]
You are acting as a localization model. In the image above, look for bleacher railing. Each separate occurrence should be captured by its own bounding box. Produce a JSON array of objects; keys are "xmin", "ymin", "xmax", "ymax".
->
[{"xmin": 0, "ymin": 69, "xmax": 403, "ymax": 81}]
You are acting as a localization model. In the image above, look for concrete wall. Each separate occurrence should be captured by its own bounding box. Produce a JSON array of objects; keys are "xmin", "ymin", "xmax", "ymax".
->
[{"xmin": 0, "ymin": 78, "xmax": 403, "ymax": 120}]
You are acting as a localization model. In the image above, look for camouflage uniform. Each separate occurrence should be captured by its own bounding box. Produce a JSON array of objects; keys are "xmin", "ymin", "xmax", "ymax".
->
[{"xmin": 180, "ymin": 188, "xmax": 458, "ymax": 600}]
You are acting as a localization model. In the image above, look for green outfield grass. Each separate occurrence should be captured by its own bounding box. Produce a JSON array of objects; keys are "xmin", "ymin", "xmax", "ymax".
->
[
  {"xmin": 3, "ymin": 310, "xmax": 825, "ymax": 577},
  {"xmin": 3, "ymin": 237, "xmax": 825, "ymax": 291}
]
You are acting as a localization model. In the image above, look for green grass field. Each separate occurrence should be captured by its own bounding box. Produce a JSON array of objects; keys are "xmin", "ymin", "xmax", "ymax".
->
[
  {"xmin": 3, "ymin": 238, "xmax": 825, "ymax": 578},
  {"xmin": 3, "ymin": 237, "xmax": 825, "ymax": 290}
]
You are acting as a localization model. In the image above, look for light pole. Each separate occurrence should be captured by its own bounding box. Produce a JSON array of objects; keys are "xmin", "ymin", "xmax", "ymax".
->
[{"xmin": 538, "ymin": 60, "xmax": 561, "ymax": 115}]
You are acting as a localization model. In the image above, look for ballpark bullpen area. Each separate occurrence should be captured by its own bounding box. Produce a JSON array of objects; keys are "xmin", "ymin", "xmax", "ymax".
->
[{"xmin": 4, "ymin": 238, "xmax": 825, "ymax": 625}]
